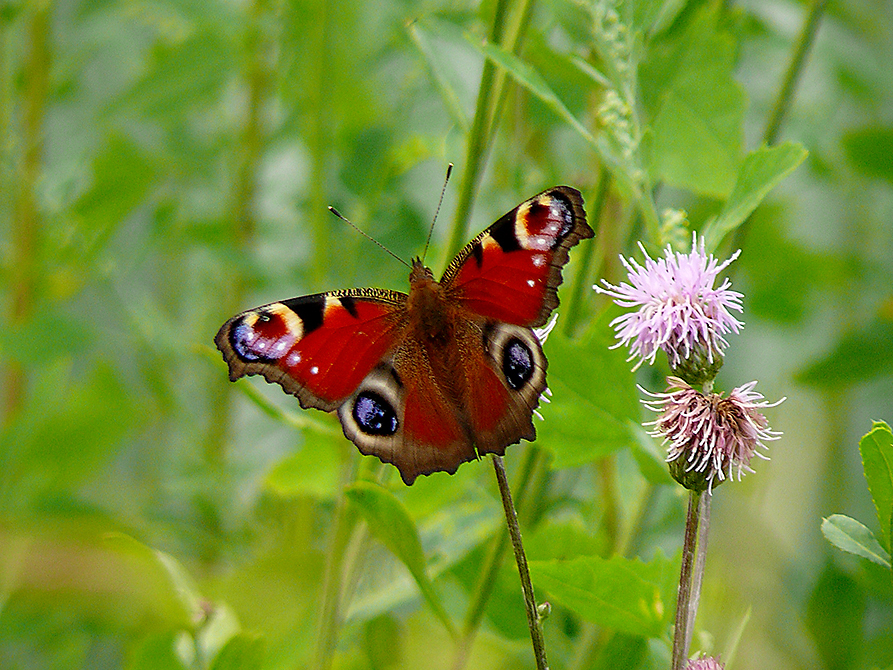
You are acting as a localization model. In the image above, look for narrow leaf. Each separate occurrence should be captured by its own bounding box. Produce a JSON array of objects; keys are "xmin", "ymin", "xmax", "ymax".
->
[
  {"xmin": 703, "ymin": 142, "xmax": 808, "ymax": 249},
  {"xmin": 345, "ymin": 482, "xmax": 457, "ymax": 637},
  {"xmin": 860, "ymin": 421, "xmax": 893, "ymax": 550},
  {"xmin": 821, "ymin": 515, "xmax": 891, "ymax": 568},
  {"xmin": 472, "ymin": 38, "xmax": 595, "ymax": 145}
]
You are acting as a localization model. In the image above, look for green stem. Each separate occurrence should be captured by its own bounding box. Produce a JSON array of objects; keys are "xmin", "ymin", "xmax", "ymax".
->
[
  {"xmin": 563, "ymin": 171, "xmax": 609, "ymax": 338},
  {"xmin": 451, "ymin": 444, "xmax": 539, "ymax": 670},
  {"xmin": 4, "ymin": 1, "xmax": 50, "ymax": 424},
  {"xmin": 204, "ymin": 0, "xmax": 273, "ymax": 465},
  {"xmin": 308, "ymin": 0, "xmax": 336, "ymax": 284},
  {"xmin": 492, "ymin": 455, "xmax": 549, "ymax": 670},
  {"xmin": 733, "ymin": 0, "xmax": 826, "ymax": 251},
  {"xmin": 671, "ymin": 490, "xmax": 702, "ymax": 670},
  {"xmin": 686, "ymin": 493, "xmax": 711, "ymax": 651},
  {"xmin": 444, "ymin": 0, "xmax": 534, "ymax": 262},
  {"xmin": 762, "ymin": 0, "xmax": 828, "ymax": 147},
  {"xmin": 311, "ymin": 461, "xmax": 359, "ymax": 670}
]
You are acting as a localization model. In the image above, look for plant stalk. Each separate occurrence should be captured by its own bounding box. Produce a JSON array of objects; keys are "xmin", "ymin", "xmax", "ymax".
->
[
  {"xmin": 451, "ymin": 444, "xmax": 539, "ymax": 670},
  {"xmin": 4, "ymin": 1, "xmax": 50, "ymax": 424},
  {"xmin": 686, "ymin": 492, "xmax": 712, "ymax": 652},
  {"xmin": 444, "ymin": 0, "xmax": 536, "ymax": 262},
  {"xmin": 492, "ymin": 455, "xmax": 549, "ymax": 670},
  {"xmin": 671, "ymin": 490, "xmax": 702, "ymax": 670},
  {"xmin": 762, "ymin": 0, "xmax": 828, "ymax": 146}
]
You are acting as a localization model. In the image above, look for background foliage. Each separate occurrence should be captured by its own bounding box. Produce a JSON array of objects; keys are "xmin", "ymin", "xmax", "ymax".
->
[{"xmin": 1, "ymin": 0, "xmax": 891, "ymax": 669}]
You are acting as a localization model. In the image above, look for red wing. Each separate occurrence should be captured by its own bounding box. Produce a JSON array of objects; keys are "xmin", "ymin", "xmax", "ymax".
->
[
  {"xmin": 215, "ymin": 288, "xmax": 407, "ymax": 412},
  {"xmin": 441, "ymin": 186, "xmax": 592, "ymax": 327}
]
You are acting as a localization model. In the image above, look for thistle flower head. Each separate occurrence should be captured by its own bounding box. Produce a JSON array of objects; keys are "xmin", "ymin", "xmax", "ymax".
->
[
  {"xmin": 642, "ymin": 377, "xmax": 784, "ymax": 493},
  {"xmin": 596, "ymin": 234, "xmax": 743, "ymax": 380}
]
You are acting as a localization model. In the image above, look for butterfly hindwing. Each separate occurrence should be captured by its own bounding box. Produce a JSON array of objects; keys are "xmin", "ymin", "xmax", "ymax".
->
[
  {"xmin": 215, "ymin": 289, "xmax": 406, "ymax": 412},
  {"xmin": 334, "ymin": 317, "xmax": 547, "ymax": 485},
  {"xmin": 442, "ymin": 186, "xmax": 592, "ymax": 327}
]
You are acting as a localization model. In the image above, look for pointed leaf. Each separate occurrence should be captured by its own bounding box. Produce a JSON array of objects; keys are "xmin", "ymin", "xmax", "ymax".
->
[
  {"xmin": 703, "ymin": 142, "xmax": 808, "ymax": 249},
  {"xmin": 538, "ymin": 318, "xmax": 639, "ymax": 468},
  {"xmin": 821, "ymin": 515, "xmax": 891, "ymax": 568},
  {"xmin": 859, "ymin": 421, "xmax": 893, "ymax": 550},
  {"xmin": 472, "ymin": 38, "xmax": 595, "ymax": 145},
  {"xmin": 640, "ymin": 9, "xmax": 746, "ymax": 196},
  {"xmin": 345, "ymin": 482, "xmax": 456, "ymax": 637}
]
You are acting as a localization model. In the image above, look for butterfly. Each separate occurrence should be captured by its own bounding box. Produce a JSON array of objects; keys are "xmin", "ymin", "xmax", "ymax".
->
[{"xmin": 215, "ymin": 186, "xmax": 592, "ymax": 484}]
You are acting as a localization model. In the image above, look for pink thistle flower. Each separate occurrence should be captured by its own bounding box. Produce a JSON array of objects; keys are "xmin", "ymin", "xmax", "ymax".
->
[
  {"xmin": 642, "ymin": 377, "xmax": 784, "ymax": 493},
  {"xmin": 595, "ymin": 234, "xmax": 743, "ymax": 379},
  {"xmin": 685, "ymin": 655, "xmax": 726, "ymax": 670}
]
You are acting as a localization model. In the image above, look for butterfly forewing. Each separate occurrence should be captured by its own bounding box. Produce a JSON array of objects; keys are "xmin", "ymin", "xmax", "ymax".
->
[
  {"xmin": 215, "ymin": 289, "xmax": 406, "ymax": 412},
  {"xmin": 441, "ymin": 186, "xmax": 591, "ymax": 327}
]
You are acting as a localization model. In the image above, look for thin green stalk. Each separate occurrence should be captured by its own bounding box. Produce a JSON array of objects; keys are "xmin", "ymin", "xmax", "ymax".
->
[
  {"xmin": 734, "ymin": 0, "xmax": 826, "ymax": 251},
  {"xmin": 671, "ymin": 490, "xmax": 702, "ymax": 670},
  {"xmin": 762, "ymin": 0, "xmax": 828, "ymax": 146},
  {"xmin": 563, "ymin": 171, "xmax": 609, "ymax": 338},
  {"xmin": 686, "ymin": 492, "xmax": 712, "ymax": 651},
  {"xmin": 204, "ymin": 0, "xmax": 273, "ymax": 465},
  {"xmin": 451, "ymin": 444, "xmax": 539, "ymax": 670},
  {"xmin": 311, "ymin": 458, "xmax": 360, "ymax": 670},
  {"xmin": 4, "ymin": 1, "xmax": 50, "ymax": 424},
  {"xmin": 492, "ymin": 455, "xmax": 549, "ymax": 670},
  {"xmin": 444, "ymin": 0, "xmax": 535, "ymax": 262},
  {"xmin": 307, "ymin": 0, "xmax": 336, "ymax": 285}
]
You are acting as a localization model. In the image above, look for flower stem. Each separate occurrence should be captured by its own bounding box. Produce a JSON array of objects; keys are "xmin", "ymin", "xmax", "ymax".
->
[
  {"xmin": 492, "ymin": 455, "xmax": 549, "ymax": 670},
  {"xmin": 672, "ymin": 490, "xmax": 702, "ymax": 670},
  {"xmin": 311, "ymin": 459, "xmax": 359, "ymax": 670},
  {"xmin": 686, "ymin": 492, "xmax": 712, "ymax": 651},
  {"xmin": 451, "ymin": 445, "xmax": 539, "ymax": 670},
  {"xmin": 762, "ymin": 0, "xmax": 828, "ymax": 146}
]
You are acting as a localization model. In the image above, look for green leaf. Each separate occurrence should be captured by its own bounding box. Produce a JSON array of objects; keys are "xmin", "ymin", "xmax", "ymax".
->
[
  {"xmin": 821, "ymin": 515, "xmax": 891, "ymax": 568},
  {"xmin": 264, "ymin": 431, "xmax": 342, "ymax": 501},
  {"xmin": 860, "ymin": 421, "xmax": 893, "ymax": 550},
  {"xmin": 537, "ymin": 318, "xmax": 639, "ymax": 469},
  {"xmin": 100, "ymin": 533, "xmax": 203, "ymax": 628},
  {"xmin": 73, "ymin": 134, "xmax": 157, "ymax": 256},
  {"xmin": 628, "ymin": 422, "xmax": 674, "ymax": 486},
  {"xmin": 842, "ymin": 126, "xmax": 893, "ymax": 183},
  {"xmin": 702, "ymin": 142, "xmax": 808, "ymax": 249},
  {"xmin": 640, "ymin": 9, "xmax": 746, "ymax": 196},
  {"xmin": 796, "ymin": 320, "xmax": 893, "ymax": 388},
  {"xmin": 346, "ymin": 491, "xmax": 500, "ymax": 622},
  {"xmin": 345, "ymin": 482, "xmax": 457, "ymax": 637},
  {"xmin": 127, "ymin": 633, "xmax": 188, "ymax": 670},
  {"xmin": 210, "ymin": 634, "xmax": 265, "ymax": 670},
  {"xmin": 408, "ymin": 20, "xmax": 470, "ymax": 131},
  {"xmin": 806, "ymin": 566, "xmax": 865, "ymax": 670},
  {"xmin": 529, "ymin": 552, "xmax": 677, "ymax": 637},
  {"xmin": 472, "ymin": 38, "xmax": 596, "ymax": 145}
]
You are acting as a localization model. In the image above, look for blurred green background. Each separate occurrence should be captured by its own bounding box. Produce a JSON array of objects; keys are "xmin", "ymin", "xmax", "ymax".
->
[{"xmin": 1, "ymin": 0, "xmax": 891, "ymax": 669}]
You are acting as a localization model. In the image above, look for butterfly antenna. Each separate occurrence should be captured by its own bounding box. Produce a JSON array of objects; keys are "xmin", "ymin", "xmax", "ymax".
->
[
  {"xmin": 421, "ymin": 163, "xmax": 453, "ymax": 263},
  {"xmin": 327, "ymin": 206, "xmax": 411, "ymax": 268}
]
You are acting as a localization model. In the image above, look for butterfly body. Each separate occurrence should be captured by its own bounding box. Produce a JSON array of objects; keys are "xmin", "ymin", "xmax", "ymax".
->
[{"xmin": 216, "ymin": 186, "xmax": 592, "ymax": 484}]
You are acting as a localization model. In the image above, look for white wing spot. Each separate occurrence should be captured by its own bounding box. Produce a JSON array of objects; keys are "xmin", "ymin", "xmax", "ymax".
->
[
  {"xmin": 532, "ymin": 254, "xmax": 546, "ymax": 268},
  {"xmin": 310, "ymin": 366, "xmax": 319, "ymax": 375},
  {"xmin": 286, "ymin": 350, "xmax": 302, "ymax": 367},
  {"xmin": 527, "ymin": 279, "xmax": 535, "ymax": 287}
]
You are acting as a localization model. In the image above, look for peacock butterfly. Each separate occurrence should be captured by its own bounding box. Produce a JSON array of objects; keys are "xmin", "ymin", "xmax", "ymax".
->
[{"xmin": 215, "ymin": 186, "xmax": 592, "ymax": 484}]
